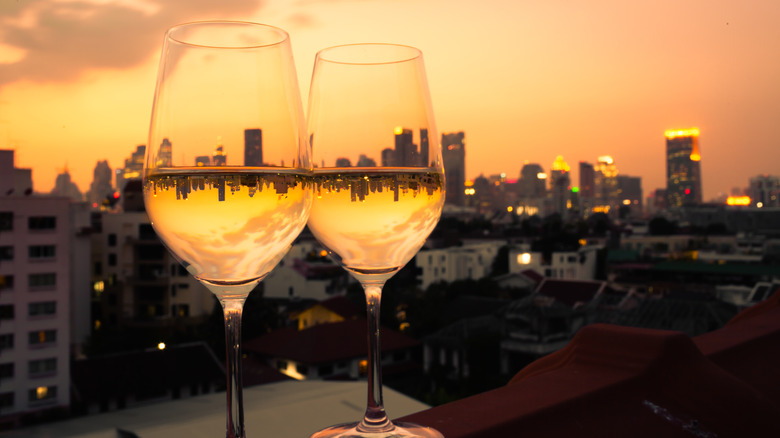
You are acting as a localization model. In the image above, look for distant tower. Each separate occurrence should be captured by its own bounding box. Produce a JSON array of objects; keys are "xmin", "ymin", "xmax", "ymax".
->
[
  {"xmin": 155, "ymin": 138, "xmax": 172, "ymax": 167},
  {"xmin": 419, "ymin": 129, "xmax": 429, "ymax": 167},
  {"xmin": 594, "ymin": 155, "xmax": 619, "ymax": 214},
  {"xmin": 244, "ymin": 128, "xmax": 263, "ymax": 166},
  {"xmin": 213, "ymin": 142, "xmax": 227, "ymax": 166},
  {"xmin": 441, "ymin": 132, "xmax": 466, "ymax": 207},
  {"xmin": 665, "ymin": 128, "xmax": 702, "ymax": 207},
  {"xmin": 117, "ymin": 145, "xmax": 145, "ymax": 192},
  {"xmin": 518, "ymin": 163, "xmax": 546, "ymax": 198},
  {"xmin": 87, "ymin": 160, "xmax": 112, "ymax": 205},
  {"xmin": 579, "ymin": 161, "xmax": 595, "ymax": 199},
  {"xmin": 53, "ymin": 166, "xmax": 84, "ymax": 202},
  {"xmin": 394, "ymin": 127, "xmax": 417, "ymax": 166},
  {"xmin": 549, "ymin": 156, "xmax": 571, "ymax": 215}
]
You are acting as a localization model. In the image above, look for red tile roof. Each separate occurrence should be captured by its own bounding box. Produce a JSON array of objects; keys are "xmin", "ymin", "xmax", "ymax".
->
[
  {"xmin": 244, "ymin": 319, "xmax": 419, "ymax": 364},
  {"xmin": 399, "ymin": 289, "xmax": 780, "ymax": 437}
]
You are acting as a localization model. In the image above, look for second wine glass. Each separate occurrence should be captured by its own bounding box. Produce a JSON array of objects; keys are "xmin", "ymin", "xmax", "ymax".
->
[{"xmin": 306, "ymin": 44, "xmax": 445, "ymax": 438}]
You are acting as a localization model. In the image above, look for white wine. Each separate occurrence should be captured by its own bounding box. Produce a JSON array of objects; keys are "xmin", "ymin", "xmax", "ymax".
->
[
  {"xmin": 143, "ymin": 167, "xmax": 312, "ymax": 287},
  {"xmin": 307, "ymin": 168, "xmax": 444, "ymax": 279}
]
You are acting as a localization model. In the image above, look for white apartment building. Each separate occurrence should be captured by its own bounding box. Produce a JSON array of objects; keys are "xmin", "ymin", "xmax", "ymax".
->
[
  {"xmin": 0, "ymin": 196, "xmax": 73, "ymax": 425},
  {"xmin": 416, "ymin": 240, "xmax": 505, "ymax": 289},
  {"xmin": 509, "ymin": 245, "xmax": 601, "ymax": 281},
  {"xmin": 262, "ymin": 239, "xmax": 347, "ymax": 301}
]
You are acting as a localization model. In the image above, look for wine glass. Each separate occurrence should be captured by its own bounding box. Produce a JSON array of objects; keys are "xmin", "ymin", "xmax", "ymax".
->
[
  {"xmin": 306, "ymin": 44, "xmax": 445, "ymax": 438},
  {"xmin": 143, "ymin": 21, "xmax": 311, "ymax": 438}
]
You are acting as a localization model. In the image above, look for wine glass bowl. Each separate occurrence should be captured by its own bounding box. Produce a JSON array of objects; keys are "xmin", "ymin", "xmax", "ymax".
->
[
  {"xmin": 143, "ymin": 21, "xmax": 311, "ymax": 437},
  {"xmin": 306, "ymin": 43, "xmax": 445, "ymax": 438}
]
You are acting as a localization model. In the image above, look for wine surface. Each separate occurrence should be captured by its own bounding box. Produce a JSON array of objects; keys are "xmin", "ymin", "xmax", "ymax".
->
[
  {"xmin": 143, "ymin": 167, "xmax": 312, "ymax": 285},
  {"xmin": 307, "ymin": 168, "xmax": 444, "ymax": 278}
]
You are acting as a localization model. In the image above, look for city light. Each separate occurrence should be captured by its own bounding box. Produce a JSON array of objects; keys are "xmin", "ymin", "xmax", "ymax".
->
[
  {"xmin": 665, "ymin": 128, "xmax": 700, "ymax": 139},
  {"xmin": 726, "ymin": 196, "xmax": 751, "ymax": 206},
  {"xmin": 517, "ymin": 253, "xmax": 531, "ymax": 264},
  {"xmin": 158, "ymin": 342, "xmax": 166, "ymax": 350}
]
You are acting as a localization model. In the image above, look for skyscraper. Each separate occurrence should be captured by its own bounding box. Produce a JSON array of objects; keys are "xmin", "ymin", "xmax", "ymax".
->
[
  {"xmin": 116, "ymin": 145, "xmax": 145, "ymax": 193},
  {"xmin": 666, "ymin": 128, "xmax": 702, "ymax": 208},
  {"xmin": 394, "ymin": 127, "xmax": 417, "ymax": 166},
  {"xmin": 442, "ymin": 132, "xmax": 465, "ymax": 207},
  {"xmin": 244, "ymin": 128, "xmax": 263, "ymax": 166}
]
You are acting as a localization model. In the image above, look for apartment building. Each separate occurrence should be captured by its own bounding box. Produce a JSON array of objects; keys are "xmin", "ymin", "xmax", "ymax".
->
[{"xmin": 416, "ymin": 241, "xmax": 505, "ymax": 289}]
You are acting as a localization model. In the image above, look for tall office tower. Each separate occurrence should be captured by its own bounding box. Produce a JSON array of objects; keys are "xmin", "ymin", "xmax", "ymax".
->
[
  {"xmin": 155, "ymin": 138, "xmax": 172, "ymax": 167},
  {"xmin": 195, "ymin": 156, "xmax": 211, "ymax": 167},
  {"xmin": 518, "ymin": 163, "xmax": 547, "ymax": 198},
  {"xmin": 356, "ymin": 154, "xmax": 376, "ymax": 167},
  {"xmin": 748, "ymin": 174, "xmax": 780, "ymax": 208},
  {"xmin": 244, "ymin": 129, "xmax": 263, "ymax": 166},
  {"xmin": 419, "ymin": 128, "xmax": 429, "ymax": 166},
  {"xmin": 549, "ymin": 156, "xmax": 571, "ymax": 215},
  {"xmin": 335, "ymin": 157, "xmax": 352, "ymax": 167},
  {"xmin": 116, "ymin": 145, "xmax": 146, "ymax": 192},
  {"xmin": 212, "ymin": 144, "xmax": 227, "ymax": 166},
  {"xmin": 579, "ymin": 161, "xmax": 595, "ymax": 198},
  {"xmin": 394, "ymin": 127, "xmax": 417, "ymax": 166},
  {"xmin": 53, "ymin": 168, "xmax": 84, "ymax": 203},
  {"xmin": 617, "ymin": 175, "xmax": 643, "ymax": 218},
  {"xmin": 594, "ymin": 155, "xmax": 619, "ymax": 214},
  {"xmin": 665, "ymin": 128, "xmax": 702, "ymax": 208},
  {"xmin": 442, "ymin": 132, "xmax": 466, "ymax": 207},
  {"xmin": 86, "ymin": 160, "xmax": 112, "ymax": 205},
  {"xmin": 381, "ymin": 148, "xmax": 395, "ymax": 167}
]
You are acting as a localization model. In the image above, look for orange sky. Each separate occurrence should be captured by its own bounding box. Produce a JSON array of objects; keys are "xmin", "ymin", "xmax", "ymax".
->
[{"xmin": 1, "ymin": 0, "xmax": 779, "ymax": 201}]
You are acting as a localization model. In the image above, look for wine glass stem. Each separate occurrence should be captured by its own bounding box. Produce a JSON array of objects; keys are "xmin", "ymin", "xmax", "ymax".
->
[
  {"xmin": 222, "ymin": 297, "xmax": 247, "ymax": 438},
  {"xmin": 358, "ymin": 284, "xmax": 393, "ymax": 433}
]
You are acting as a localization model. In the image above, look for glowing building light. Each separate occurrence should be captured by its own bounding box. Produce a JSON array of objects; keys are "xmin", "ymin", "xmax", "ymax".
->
[
  {"xmin": 36, "ymin": 386, "xmax": 48, "ymax": 400},
  {"xmin": 394, "ymin": 126, "xmax": 404, "ymax": 135},
  {"xmin": 571, "ymin": 186, "xmax": 580, "ymax": 193},
  {"xmin": 537, "ymin": 172, "xmax": 547, "ymax": 180},
  {"xmin": 319, "ymin": 250, "xmax": 328, "ymax": 257},
  {"xmin": 517, "ymin": 253, "xmax": 532, "ymax": 265},
  {"xmin": 665, "ymin": 128, "xmax": 700, "ymax": 139},
  {"xmin": 158, "ymin": 342, "xmax": 166, "ymax": 350},
  {"xmin": 726, "ymin": 196, "xmax": 751, "ymax": 206},
  {"xmin": 507, "ymin": 206, "xmax": 514, "ymax": 212},
  {"xmin": 552, "ymin": 155, "xmax": 570, "ymax": 172},
  {"xmin": 622, "ymin": 199, "xmax": 631, "ymax": 205},
  {"xmin": 597, "ymin": 155, "xmax": 614, "ymax": 165}
]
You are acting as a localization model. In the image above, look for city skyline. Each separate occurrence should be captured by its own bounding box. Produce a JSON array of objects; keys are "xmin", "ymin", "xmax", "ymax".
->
[{"xmin": 1, "ymin": 1, "xmax": 779, "ymax": 201}]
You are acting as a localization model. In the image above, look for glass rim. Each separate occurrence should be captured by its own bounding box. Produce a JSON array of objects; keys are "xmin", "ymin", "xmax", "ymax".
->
[
  {"xmin": 315, "ymin": 43, "xmax": 422, "ymax": 66},
  {"xmin": 165, "ymin": 20, "xmax": 289, "ymax": 49}
]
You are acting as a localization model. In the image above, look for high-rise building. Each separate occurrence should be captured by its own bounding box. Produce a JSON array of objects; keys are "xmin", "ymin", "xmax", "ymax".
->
[
  {"xmin": 594, "ymin": 155, "xmax": 619, "ymax": 215},
  {"xmin": 86, "ymin": 160, "xmax": 112, "ymax": 206},
  {"xmin": 394, "ymin": 127, "xmax": 417, "ymax": 166},
  {"xmin": 212, "ymin": 144, "xmax": 227, "ymax": 166},
  {"xmin": 0, "ymin": 151, "xmax": 92, "ymax": 426},
  {"xmin": 579, "ymin": 161, "xmax": 595, "ymax": 199},
  {"xmin": 244, "ymin": 129, "xmax": 263, "ymax": 167},
  {"xmin": 617, "ymin": 175, "xmax": 643, "ymax": 218},
  {"xmin": 442, "ymin": 132, "xmax": 466, "ymax": 207},
  {"xmin": 155, "ymin": 138, "xmax": 172, "ymax": 168},
  {"xmin": 116, "ymin": 145, "xmax": 145, "ymax": 192},
  {"xmin": 52, "ymin": 167, "xmax": 84, "ymax": 203},
  {"xmin": 666, "ymin": 128, "xmax": 702, "ymax": 208},
  {"xmin": 549, "ymin": 156, "xmax": 571, "ymax": 216},
  {"xmin": 748, "ymin": 174, "xmax": 780, "ymax": 208}
]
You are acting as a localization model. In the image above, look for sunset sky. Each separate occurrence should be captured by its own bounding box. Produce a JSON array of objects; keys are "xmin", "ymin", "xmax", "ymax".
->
[{"xmin": 1, "ymin": 0, "xmax": 779, "ymax": 201}]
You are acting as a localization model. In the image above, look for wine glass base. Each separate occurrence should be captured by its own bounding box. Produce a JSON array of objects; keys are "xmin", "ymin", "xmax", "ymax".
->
[{"xmin": 309, "ymin": 421, "xmax": 444, "ymax": 438}]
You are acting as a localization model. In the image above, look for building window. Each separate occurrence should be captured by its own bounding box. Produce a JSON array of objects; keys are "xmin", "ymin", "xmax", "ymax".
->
[
  {"xmin": 0, "ymin": 392, "xmax": 13, "ymax": 410},
  {"xmin": 0, "ymin": 212, "xmax": 12, "ymax": 231},
  {"xmin": 28, "ymin": 216, "xmax": 57, "ymax": 230},
  {"xmin": 171, "ymin": 304, "xmax": 190, "ymax": 317},
  {"xmin": 0, "ymin": 363, "xmax": 13, "ymax": 379},
  {"xmin": 28, "ymin": 330, "xmax": 56, "ymax": 346},
  {"xmin": 28, "ymin": 273, "xmax": 56, "ymax": 290},
  {"xmin": 0, "ymin": 305, "xmax": 13, "ymax": 320},
  {"xmin": 0, "ymin": 275, "xmax": 13, "ymax": 291},
  {"xmin": 28, "ymin": 385, "xmax": 57, "ymax": 403},
  {"xmin": 107, "ymin": 233, "xmax": 117, "ymax": 247},
  {"xmin": 28, "ymin": 358, "xmax": 57, "ymax": 377},
  {"xmin": 0, "ymin": 246, "xmax": 13, "ymax": 261},
  {"xmin": 108, "ymin": 253, "xmax": 117, "ymax": 266},
  {"xmin": 318, "ymin": 364, "xmax": 334, "ymax": 376},
  {"xmin": 0, "ymin": 334, "xmax": 13, "ymax": 351},
  {"xmin": 29, "ymin": 301, "xmax": 56, "ymax": 317},
  {"xmin": 29, "ymin": 245, "xmax": 56, "ymax": 260}
]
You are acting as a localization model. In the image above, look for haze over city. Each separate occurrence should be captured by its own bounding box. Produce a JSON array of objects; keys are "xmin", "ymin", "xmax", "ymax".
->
[{"xmin": 1, "ymin": 0, "xmax": 779, "ymax": 201}]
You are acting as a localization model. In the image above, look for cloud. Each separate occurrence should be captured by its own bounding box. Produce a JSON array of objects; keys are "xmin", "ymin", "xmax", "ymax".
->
[{"xmin": 0, "ymin": 0, "xmax": 265, "ymax": 87}]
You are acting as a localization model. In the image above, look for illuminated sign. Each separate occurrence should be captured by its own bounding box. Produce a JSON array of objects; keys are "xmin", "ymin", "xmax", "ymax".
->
[
  {"xmin": 726, "ymin": 196, "xmax": 751, "ymax": 206},
  {"xmin": 665, "ymin": 128, "xmax": 700, "ymax": 139}
]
